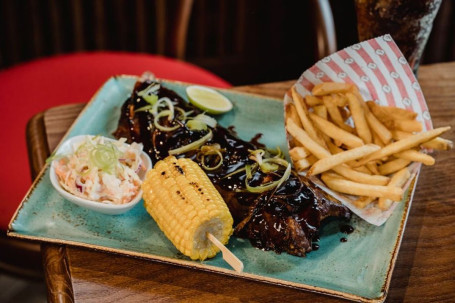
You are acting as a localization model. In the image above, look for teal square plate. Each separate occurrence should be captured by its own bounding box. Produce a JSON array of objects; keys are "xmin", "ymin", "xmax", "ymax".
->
[{"xmin": 8, "ymin": 76, "xmax": 418, "ymax": 302}]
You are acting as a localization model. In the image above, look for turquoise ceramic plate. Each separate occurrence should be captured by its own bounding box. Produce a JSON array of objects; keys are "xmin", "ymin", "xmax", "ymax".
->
[{"xmin": 8, "ymin": 76, "xmax": 417, "ymax": 302}]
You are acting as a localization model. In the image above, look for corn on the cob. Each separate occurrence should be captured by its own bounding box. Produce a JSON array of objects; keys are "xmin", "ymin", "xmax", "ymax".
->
[{"xmin": 142, "ymin": 156, "xmax": 233, "ymax": 260}]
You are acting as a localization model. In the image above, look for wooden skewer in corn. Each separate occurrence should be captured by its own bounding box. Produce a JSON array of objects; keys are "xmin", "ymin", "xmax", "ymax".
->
[
  {"xmin": 207, "ymin": 233, "xmax": 244, "ymax": 272},
  {"xmin": 142, "ymin": 156, "xmax": 243, "ymax": 272}
]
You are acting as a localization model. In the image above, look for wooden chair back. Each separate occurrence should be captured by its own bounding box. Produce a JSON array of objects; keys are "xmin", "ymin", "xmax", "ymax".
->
[{"xmin": 0, "ymin": 0, "xmax": 194, "ymax": 68}]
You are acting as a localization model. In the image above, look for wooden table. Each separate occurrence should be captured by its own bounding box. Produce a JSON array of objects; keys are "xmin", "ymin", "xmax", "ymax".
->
[{"xmin": 27, "ymin": 63, "xmax": 455, "ymax": 302}]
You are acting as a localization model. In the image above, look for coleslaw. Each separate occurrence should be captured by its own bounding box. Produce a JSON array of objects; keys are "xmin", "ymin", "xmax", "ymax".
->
[{"xmin": 51, "ymin": 136, "xmax": 145, "ymax": 204}]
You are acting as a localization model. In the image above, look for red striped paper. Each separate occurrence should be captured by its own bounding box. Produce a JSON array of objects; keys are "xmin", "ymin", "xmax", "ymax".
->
[{"xmin": 286, "ymin": 36, "xmax": 430, "ymax": 225}]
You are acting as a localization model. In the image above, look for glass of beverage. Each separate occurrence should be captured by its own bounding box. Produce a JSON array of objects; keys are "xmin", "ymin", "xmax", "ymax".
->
[{"xmin": 354, "ymin": 0, "xmax": 442, "ymax": 74}]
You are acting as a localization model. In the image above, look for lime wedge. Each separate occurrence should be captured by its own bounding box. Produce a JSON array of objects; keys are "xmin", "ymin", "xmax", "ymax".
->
[{"xmin": 186, "ymin": 85, "xmax": 233, "ymax": 114}]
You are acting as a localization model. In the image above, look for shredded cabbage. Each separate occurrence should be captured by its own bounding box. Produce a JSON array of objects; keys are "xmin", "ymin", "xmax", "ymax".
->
[{"xmin": 52, "ymin": 136, "xmax": 145, "ymax": 205}]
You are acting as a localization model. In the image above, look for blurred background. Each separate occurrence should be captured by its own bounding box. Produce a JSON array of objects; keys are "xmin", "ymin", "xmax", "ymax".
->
[
  {"xmin": 1, "ymin": 0, "xmax": 454, "ymax": 85},
  {"xmin": 0, "ymin": 0, "xmax": 454, "ymax": 302}
]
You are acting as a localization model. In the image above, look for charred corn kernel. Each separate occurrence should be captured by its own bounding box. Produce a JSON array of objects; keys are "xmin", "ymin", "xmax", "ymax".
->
[{"xmin": 142, "ymin": 156, "xmax": 233, "ymax": 260}]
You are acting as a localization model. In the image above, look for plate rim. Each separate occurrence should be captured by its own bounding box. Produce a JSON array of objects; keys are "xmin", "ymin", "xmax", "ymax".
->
[{"xmin": 7, "ymin": 75, "xmax": 419, "ymax": 303}]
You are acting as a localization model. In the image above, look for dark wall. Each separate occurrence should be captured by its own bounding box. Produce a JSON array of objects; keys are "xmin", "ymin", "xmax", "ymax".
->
[{"xmin": 0, "ymin": 0, "xmax": 453, "ymax": 85}]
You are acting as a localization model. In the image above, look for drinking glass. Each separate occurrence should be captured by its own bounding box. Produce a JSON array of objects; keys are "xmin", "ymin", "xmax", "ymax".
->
[{"xmin": 354, "ymin": 0, "xmax": 442, "ymax": 74}]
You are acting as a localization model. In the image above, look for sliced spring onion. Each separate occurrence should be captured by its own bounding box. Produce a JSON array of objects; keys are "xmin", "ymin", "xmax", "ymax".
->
[
  {"xmin": 259, "ymin": 158, "xmax": 289, "ymax": 173},
  {"xmin": 89, "ymin": 143, "xmax": 120, "ymax": 174},
  {"xmin": 152, "ymin": 97, "xmax": 174, "ymax": 119},
  {"xmin": 142, "ymin": 94, "xmax": 158, "ymax": 105},
  {"xmin": 151, "ymin": 98, "xmax": 164, "ymax": 116},
  {"xmin": 137, "ymin": 83, "xmax": 160, "ymax": 96},
  {"xmin": 135, "ymin": 104, "xmax": 154, "ymax": 113},
  {"xmin": 267, "ymin": 146, "xmax": 284, "ymax": 159},
  {"xmin": 169, "ymin": 130, "xmax": 213, "ymax": 155},
  {"xmin": 259, "ymin": 161, "xmax": 279, "ymax": 173},
  {"xmin": 198, "ymin": 144, "xmax": 224, "ymax": 171},
  {"xmin": 245, "ymin": 164, "xmax": 253, "ymax": 179},
  {"xmin": 193, "ymin": 113, "xmax": 217, "ymax": 128},
  {"xmin": 174, "ymin": 107, "xmax": 188, "ymax": 121},
  {"xmin": 248, "ymin": 149, "xmax": 289, "ymax": 173},
  {"xmin": 187, "ymin": 119, "xmax": 207, "ymax": 131},
  {"xmin": 245, "ymin": 163, "xmax": 291, "ymax": 193},
  {"xmin": 200, "ymin": 151, "xmax": 223, "ymax": 171},
  {"xmin": 262, "ymin": 157, "xmax": 289, "ymax": 167},
  {"xmin": 200, "ymin": 143, "xmax": 223, "ymax": 154},
  {"xmin": 137, "ymin": 83, "xmax": 160, "ymax": 104},
  {"xmin": 186, "ymin": 113, "xmax": 218, "ymax": 131},
  {"xmin": 153, "ymin": 110, "xmax": 180, "ymax": 132},
  {"xmin": 249, "ymin": 149, "xmax": 265, "ymax": 164}
]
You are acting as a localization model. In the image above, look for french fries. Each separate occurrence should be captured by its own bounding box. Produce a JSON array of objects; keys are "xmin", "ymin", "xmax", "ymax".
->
[
  {"xmin": 305, "ymin": 95, "xmax": 323, "ymax": 106},
  {"xmin": 312, "ymin": 82, "xmax": 353, "ymax": 96},
  {"xmin": 346, "ymin": 93, "xmax": 372, "ymax": 144},
  {"xmin": 353, "ymin": 165, "xmax": 372, "ymax": 175},
  {"xmin": 308, "ymin": 144, "xmax": 380, "ymax": 176},
  {"xmin": 292, "ymin": 86, "xmax": 327, "ymax": 147},
  {"xmin": 286, "ymin": 81, "xmax": 452, "ymax": 211},
  {"xmin": 332, "ymin": 165, "xmax": 389, "ymax": 185},
  {"xmin": 377, "ymin": 158, "xmax": 411, "ymax": 175},
  {"xmin": 323, "ymin": 96, "xmax": 353, "ymax": 132},
  {"xmin": 394, "ymin": 149, "xmax": 435, "ymax": 165},
  {"xmin": 393, "ymin": 119, "xmax": 423, "ymax": 133},
  {"xmin": 332, "ymin": 94, "xmax": 348, "ymax": 107},
  {"xmin": 366, "ymin": 162, "xmax": 380, "ymax": 175},
  {"xmin": 285, "ymin": 103, "xmax": 303, "ymax": 129},
  {"xmin": 289, "ymin": 146, "xmax": 310, "ymax": 160},
  {"xmin": 391, "ymin": 130, "xmax": 412, "ymax": 141},
  {"xmin": 421, "ymin": 137, "xmax": 453, "ymax": 150},
  {"xmin": 295, "ymin": 156, "xmax": 317, "ymax": 171},
  {"xmin": 367, "ymin": 101, "xmax": 417, "ymax": 121},
  {"xmin": 309, "ymin": 113, "xmax": 364, "ymax": 148},
  {"xmin": 365, "ymin": 107, "xmax": 392, "ymax": 144},
  {"xmin": 313, "ymin": 105, "xmax": 328, "ymax": 119},
  {"xmin": 321, "ymin": 173, "xmax": 403, "ymax": 201},
  {"xmin": 353, "ymin": 196, "xmax": 376, "ymax": 209},
  {"xmin": 355, "ymin": 126, "xmax": 450, "ymax": 166},
  {"xmin": 377, "ymin": 168, "xmax": 411, "ymax": 210},
  {"xmin": 286, "ymin": 118, "xmax": 330, "ymax": 159}
]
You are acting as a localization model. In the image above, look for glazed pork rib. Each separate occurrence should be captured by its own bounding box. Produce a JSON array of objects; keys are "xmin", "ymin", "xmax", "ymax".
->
[{"xmin": 114, "ymin": 78, "xmax": 350, "ymax": 256}]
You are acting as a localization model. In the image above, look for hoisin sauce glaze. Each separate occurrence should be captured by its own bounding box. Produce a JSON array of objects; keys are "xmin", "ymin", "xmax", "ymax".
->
[{"xmin": 113, "ymin": 81, "xmax": 350, "ymax": 256}]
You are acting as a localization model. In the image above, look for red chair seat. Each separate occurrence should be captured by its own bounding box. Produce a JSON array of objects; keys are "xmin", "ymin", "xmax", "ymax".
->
[{"xmin": 0, "ymin": 52, "xmax": 231, "ymax": 230}]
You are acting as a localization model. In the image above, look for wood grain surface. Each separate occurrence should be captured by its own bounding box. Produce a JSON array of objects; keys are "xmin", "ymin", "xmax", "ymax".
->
[
  {"xmin": 42, "ymin": 246, "xmax": 74, "ymax": 303},
  {"xmin": 29, "ymin": 63, "xmax": 455, "ymax": 302}
]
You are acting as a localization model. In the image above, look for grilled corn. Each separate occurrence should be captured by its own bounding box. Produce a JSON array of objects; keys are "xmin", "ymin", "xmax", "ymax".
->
[{"xmin": 142, "ymin": 156, "xmax": 233, "ymax": 260}]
